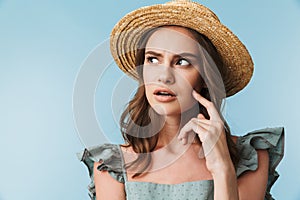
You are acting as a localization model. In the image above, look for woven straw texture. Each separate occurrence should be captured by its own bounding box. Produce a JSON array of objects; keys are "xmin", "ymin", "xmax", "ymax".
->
[{"xmin": 110, "ymin": 0, "xmax": 254, "ymax": 97}]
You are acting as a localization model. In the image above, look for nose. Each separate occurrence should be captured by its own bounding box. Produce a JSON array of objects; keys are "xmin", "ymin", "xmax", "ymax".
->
[{"xmin": 157, "ymin": 64, "xmax": 175, "ymax": 85}]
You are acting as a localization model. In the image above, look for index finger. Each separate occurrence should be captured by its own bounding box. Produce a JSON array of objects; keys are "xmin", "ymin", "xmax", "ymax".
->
[{"xmin": 192, "ymin": 90, "xmax": 220, "ymax": 121}]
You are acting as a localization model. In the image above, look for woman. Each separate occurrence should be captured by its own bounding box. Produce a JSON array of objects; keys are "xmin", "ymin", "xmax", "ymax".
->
[{"xmin": 78, "ymin": 1, "xmax": 284, "ymax": 199}]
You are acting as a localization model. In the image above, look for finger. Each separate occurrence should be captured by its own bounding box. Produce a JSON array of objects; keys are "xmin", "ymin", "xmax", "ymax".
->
[
  {"xmin": 197, "ymin": 113, "xmax": 206, "ymax": 120},
  {"xmin": 178, "ymin": 119, "xmax": 208, "ymax": 143},
  {"xmin": 193, "ymin": 118, "xmax": 211, "ymax": 129},
  {"xmin": 192, "ymin": 90, "xmax": 221, "ymax": 121},
  {"xmin": 178, "ymin": 120, "xmax": 195, "ymax": 145},
  {"xmin": 178, "ymin": 119, "xmax": 205, "ymax": 138}
]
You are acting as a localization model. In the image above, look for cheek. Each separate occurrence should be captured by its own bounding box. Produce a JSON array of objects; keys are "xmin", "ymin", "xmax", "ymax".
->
[
  {"xmin": 142, "ymin": 68, "xmax": 149, "ymax": 83},
  {"xmin": 190, "ymin": 75, "xmax": 203, "ymax": 92},
  {"xmin": 144, "ymin": 85, "xmax": 151, "ymax": 100},
  {"xmin": 143, "ymin": 69, "xmax": 153, "ymax": 100},
  {"xmin": 142, "ymin": 67, "xmax": 150, "ymax": 97},
  {"xmin": 177, "ymin": 71, "xmax": 202, "ymax": 107},
  {"xmin": 143, "ymin": 83, "xmax": 156, "ymax": 108},
  {"xmin": 190, "ymin": 69, "xmax": 203, "ymax": 90},
  {"xmin": 184, "ymin": 71, "xmax": 203, "ymax": 106},
  {"xmin": 179, "ymin": 70, "xmax": 202, "ymax": 91},
  {"xmin": 143, "ymin": 66, "xmax": 164, "ymax": 88}
]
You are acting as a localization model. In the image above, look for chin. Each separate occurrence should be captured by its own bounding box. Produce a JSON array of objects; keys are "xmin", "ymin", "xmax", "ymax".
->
[
  {"xmin": 151, "ymin": 101, "xmax": 198, "ymax": 117},
  {"xmin": 150, "ymin": 102, "xmax": 178, "ymax": 116}
]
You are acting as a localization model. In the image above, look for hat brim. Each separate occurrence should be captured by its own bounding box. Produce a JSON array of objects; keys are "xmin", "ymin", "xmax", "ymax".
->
[{"xmin": 110, "ymin": 1, "xmax": 254, "ymax": 97}]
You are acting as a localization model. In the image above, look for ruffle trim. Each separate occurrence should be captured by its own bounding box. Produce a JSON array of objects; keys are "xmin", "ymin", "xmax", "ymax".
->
[
  {"xmin": 236, "ymin": 127, "xmax": 284, "ymax": 200},
  {"xmin": 77, "ymin": 143, "xmax": 124, "ymax": 200},
  {"xmin": 77, "ymin": 128, "xmax": 284, "ymax": 200}
]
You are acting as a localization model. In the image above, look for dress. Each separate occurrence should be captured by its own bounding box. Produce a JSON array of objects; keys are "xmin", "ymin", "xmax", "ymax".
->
[{"xmin": 77, "ymin": 127, "xmax": 284, "ymax": 200}]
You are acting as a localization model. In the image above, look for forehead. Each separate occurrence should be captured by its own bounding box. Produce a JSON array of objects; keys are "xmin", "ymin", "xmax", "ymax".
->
[{"xmin": 145, "ymin": 26, "xmax": 201, "ymax": 54}]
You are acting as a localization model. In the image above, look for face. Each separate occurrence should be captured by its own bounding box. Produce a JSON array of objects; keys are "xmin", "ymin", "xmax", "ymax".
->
[{"xmin": 142, "ymin": 26, "xmax": 204, "ymax": 116}]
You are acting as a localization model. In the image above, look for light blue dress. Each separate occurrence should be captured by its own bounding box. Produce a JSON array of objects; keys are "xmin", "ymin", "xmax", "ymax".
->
[{"xmin": 77, "ymin": 127, "xmax": 284, "ymax": 200}]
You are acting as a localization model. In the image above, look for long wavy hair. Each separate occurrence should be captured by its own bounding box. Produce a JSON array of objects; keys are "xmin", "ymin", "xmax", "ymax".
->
[{"xmin": 120, "ymin": 26, "xmax": 239, "ymax": 178}]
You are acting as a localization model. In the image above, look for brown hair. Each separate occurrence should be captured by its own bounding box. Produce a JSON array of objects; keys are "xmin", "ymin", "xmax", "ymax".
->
[{"xmin": 120, "ymin": 26, "xmax": 239, "ymax": 178}]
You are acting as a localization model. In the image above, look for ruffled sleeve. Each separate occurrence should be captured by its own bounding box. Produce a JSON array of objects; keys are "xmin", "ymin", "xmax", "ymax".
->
[
  {"xmin": 236, "ymin": 127, "xmax": 284, "ymax": 200},
  {"xmin": 77, "ymin": 143, "xmax": 125, "ymax": 200}
]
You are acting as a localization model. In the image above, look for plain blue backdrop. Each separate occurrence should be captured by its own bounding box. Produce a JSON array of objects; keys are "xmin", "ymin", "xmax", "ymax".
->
[{"xmin": 1, "ymin": 0, "xmax": 299, "ymax": 199}]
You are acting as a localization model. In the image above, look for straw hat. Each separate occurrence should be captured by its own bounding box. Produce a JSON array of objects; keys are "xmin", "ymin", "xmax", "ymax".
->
[{"xmin": 110, "ymin": 0, "xmax": 254, "ymax": 97}]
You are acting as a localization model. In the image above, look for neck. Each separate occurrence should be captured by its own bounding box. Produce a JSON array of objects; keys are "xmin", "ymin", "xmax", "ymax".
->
[
  {"xmin": 156, "ymin": 117, "xmax": 180, "ymax": 148},
  {"xmin": 156, "ymin": 104, "xmax": 199, "ymax": 148}
]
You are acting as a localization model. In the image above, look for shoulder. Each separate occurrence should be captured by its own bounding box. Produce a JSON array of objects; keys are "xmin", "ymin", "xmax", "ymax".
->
[
  {"xmin": 93, "ymin": 162, "xmax": 126, "ymax": 199},
  {"xmin": 234, "ymin": 127, "xmax": 284, "ymax": 176},
  {"xmin": 77, "ymin": 143, "xmax": 125, "ymax": 199},
  {"xmin": 233, "ymin": 127, "xmax": 285, "ymax": 200},
  {"xmin": 237, "ymin": 149, "xmax": 269, "ymax": 199},
  {"xmin": 77, "ymin": 143, "xmax": 124, "ymax": 177}
]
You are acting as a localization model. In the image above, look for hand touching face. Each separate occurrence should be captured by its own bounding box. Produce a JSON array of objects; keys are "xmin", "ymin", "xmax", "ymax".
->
[{"xmin": 178, "ymin": 90, "xmax": 233, "ymax": 175}]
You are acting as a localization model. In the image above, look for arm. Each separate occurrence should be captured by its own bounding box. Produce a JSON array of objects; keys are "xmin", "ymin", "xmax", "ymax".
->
[
  {"xmin": 93, "ymin": 162, "xmax": 126, "ymax": 200},
  {"xmin": 237, "ymin": 149, "xmax": 269, "ymax": 200},
  {"xmin": 212, "ymin": 145, "xmax": 269, "ymax": 200},
  {"xmin": 213, "ymin": 162, "xmax": 239, "ymax": 200}
]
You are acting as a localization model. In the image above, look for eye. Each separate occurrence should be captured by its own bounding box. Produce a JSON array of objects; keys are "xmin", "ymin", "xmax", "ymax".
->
[
  {"xmin": 146, "ymin": 56, "xmax": 159, "ymax": 64},
  {"xmin": 176, "ymin": 58, "xmax": 190, "ymax": 66}
]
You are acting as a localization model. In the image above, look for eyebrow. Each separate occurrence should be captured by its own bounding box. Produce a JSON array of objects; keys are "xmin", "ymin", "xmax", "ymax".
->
[
  {"xmin": 144, "ymin": 51, "xmax": 163, "ymax": 57},
  {"xmin": 145, "ymin": 50, "xmax": 199, "ymax": 59}
]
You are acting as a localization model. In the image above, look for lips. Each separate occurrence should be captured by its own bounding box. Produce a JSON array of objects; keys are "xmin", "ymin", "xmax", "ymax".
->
[
  {"xmin": 153, "ymin": 88, "xmax": 177, "ymax": 102},
  {"xmin": 154, "ymin": 88, "xmax": 176, "ymax": 96}
]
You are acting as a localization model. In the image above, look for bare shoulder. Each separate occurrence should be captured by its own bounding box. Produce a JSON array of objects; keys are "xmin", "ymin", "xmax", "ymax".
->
[
  {"xmin": 93, "ymin": 162, "xmax": 126, "ymax": 200},
  {"xmin": 237, "ymin": 150, "xmax": 269, "ymax": 199},
  {"xmin": 232, "ymin": 134, "xmax": 269, "ymax": 199}
]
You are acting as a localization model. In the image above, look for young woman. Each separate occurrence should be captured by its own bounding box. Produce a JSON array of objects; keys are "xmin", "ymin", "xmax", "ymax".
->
[{"xmin": 78, "ymin": 1, "xmax": 284, "ymax": 199}]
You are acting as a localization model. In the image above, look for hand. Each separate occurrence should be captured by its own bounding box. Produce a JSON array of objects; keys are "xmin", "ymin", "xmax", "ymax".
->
[{"xmin": 177, "ymin": 90, "xmax": 234, "ymax": 175}]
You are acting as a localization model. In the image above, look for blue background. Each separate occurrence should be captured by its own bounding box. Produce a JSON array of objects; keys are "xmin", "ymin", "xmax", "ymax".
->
[{"xmin": 1, "ymin": 0, "xmax": 299, "ymax": 199}]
